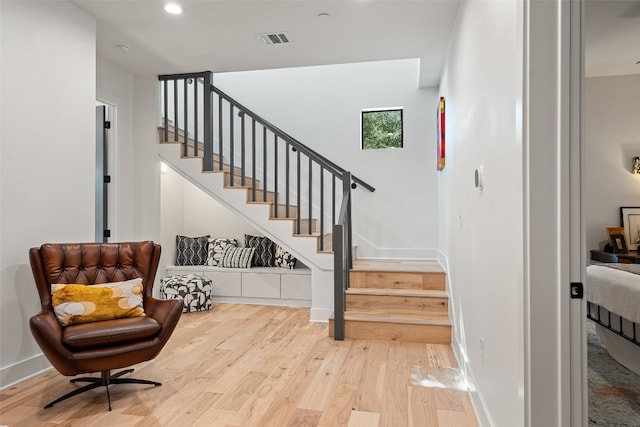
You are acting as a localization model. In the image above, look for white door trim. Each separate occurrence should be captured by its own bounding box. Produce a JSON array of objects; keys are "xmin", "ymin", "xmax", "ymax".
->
[{"xmin": 523, "ymin": 0, "xmax": 585, "ymax": 425}]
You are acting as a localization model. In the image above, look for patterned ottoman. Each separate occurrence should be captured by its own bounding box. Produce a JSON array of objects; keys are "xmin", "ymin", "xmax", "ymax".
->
[{"xmin": 160, "ymin": 274, "xmax": 213, "ymax": 313}]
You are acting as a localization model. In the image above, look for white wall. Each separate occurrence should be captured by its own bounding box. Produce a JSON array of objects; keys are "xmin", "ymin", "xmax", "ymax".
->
[
  {"xmin": 96, "ymin": 56, "xmax": 135, "ymax": 242},
  {"xmin": 585, "ymin": 75, "xmax": 640, "ymax": 252},
  {"xmin": 132, "ymin": 75, "xmax": 163, "ymax": 246},
  {"xmin": 0, "ymin": 1, "xmax": 96, "ymax": 387},
  {"xmin": 97, "ymin": 60, "xmax": 166, "ymax": 287},
  {"xmin": 214, "ymin": 59, "xmax": 439, "ymax": 260},
  {"xmin": 182, "ymin": 178, "xmax": 263, "ymax": 242},
  {"xmin": 159, "ymin": 166, "xmax": 263, "ymax": 268},
  {"xmin": 438, "ymin": 2, "xmax": 524, "ymax": 426},
  {"xmin": 160, "ymin": 166, "xmax": 185, "ymax": 286}
]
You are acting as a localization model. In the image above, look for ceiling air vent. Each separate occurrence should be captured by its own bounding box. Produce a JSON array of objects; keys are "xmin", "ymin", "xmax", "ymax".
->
[{"xmin": 257, "ymin": 32, "xmax": 292, "ymax": 45}]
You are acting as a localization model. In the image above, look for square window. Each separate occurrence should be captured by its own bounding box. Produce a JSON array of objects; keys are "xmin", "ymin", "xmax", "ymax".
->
[{"xmin": 361, "ymin": 108, "xmax": 403, "ymax": 150}]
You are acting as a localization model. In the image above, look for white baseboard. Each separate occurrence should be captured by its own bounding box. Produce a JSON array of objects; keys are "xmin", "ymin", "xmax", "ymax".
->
[
  {"xmin": 0, "ymin": 353, "xmax": 51, "ymax": 391},
  {"xmin": 212, "ymin": 296, "xmax": 311, "ymax": 308},
  {"xmin": 310, "ymin": 307, "xmax": 331, "ymax": 322},
  {"xmin": 452, "ymin": 337, "xmax": 491, "ymax": 427}
]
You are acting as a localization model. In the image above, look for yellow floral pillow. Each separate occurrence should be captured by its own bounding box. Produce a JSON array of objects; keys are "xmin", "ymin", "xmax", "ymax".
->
[{"xmin": 51, "ymin": 278, "xmax": 145, "ymax": 326}]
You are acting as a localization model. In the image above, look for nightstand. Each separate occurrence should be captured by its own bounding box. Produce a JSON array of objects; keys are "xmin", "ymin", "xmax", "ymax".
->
[{"xmin": 591, "ymin": 250, "xmax": 640, "ymax": 264}]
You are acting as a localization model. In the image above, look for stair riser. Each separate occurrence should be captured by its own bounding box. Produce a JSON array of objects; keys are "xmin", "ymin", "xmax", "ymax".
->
[
  {"xmin": 346, "ymin": 295, "xmax": 448, "ymax": 318},
  {"xmin": 349, "ymin": 271, "xmax": 445, "ymax": 291},
  {"xmin": 247, "ymin": 190, "xmax": 278, "ymax": 204},
  {"xmin": 162, "ymin": 140, "xmax": 224, "ymax": 164},
  {"xmin": 224, "ymin": 173, "xmax": 262, "ymax": 189},
  {"xmin": 329, "ymin": 319, "xmax": 451, "ymax": 344},
  {"xmin": 293, "ymin": 219, "xmax": 318, "ymax": 234},
  {"xmin": 316, "ymin": 234, "xmax": 332, "ymax": 252}
]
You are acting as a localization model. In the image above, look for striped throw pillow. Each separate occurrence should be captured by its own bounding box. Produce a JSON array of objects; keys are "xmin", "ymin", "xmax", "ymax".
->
[{"xmin": 219, "ymin": 247, "xmax": 255, "ymax": 268}]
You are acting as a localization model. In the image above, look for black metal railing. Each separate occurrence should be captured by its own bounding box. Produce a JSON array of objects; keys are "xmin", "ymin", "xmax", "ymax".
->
[{"xmin": 158, "ymin": 71, "xmax": 373, "ymax": 340}]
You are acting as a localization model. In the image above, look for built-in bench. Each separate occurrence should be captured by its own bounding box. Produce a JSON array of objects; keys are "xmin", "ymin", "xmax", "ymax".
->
[{"xmin": 164, "ymin": 265, "xmax": 312, "ymax": 307}]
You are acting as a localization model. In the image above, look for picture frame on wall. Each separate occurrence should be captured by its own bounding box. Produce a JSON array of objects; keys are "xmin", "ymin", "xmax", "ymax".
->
[{"xmin": 620, "ymin": 206, "xmax": 640, "ymax": 250}]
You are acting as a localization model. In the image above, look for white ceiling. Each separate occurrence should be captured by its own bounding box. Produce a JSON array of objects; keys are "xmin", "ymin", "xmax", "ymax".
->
[
  {"xmin": 73, "ymin": 0, "xmax": 461, "ymax": 87},
  {"xmin": 585, "ymin": 0, "xmax": 640, "ymax": 77},
  {"xmin": 73, "ymin": 0, "xmax": 639, "ymax": 85}
]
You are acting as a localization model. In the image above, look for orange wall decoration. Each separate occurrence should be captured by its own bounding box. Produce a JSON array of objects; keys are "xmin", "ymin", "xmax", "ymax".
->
[{"xmin": 437, "ymin": 96, "xmax": 445, "ymax": 171}]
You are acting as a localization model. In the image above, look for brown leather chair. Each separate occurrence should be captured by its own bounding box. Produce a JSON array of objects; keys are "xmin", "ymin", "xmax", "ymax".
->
[{"xmin": 29, "ymin": 241, "xmax": 183, "ymax": 411}]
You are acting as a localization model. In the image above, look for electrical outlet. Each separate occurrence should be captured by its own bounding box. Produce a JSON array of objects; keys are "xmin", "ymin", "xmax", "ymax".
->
[
  {"xmin": 480, "ymin": 338, "xmax": 485, "ymax": 363},
  {"xmin": 458, "ymin": 212, "xmax": 463, "ymax": 227}
]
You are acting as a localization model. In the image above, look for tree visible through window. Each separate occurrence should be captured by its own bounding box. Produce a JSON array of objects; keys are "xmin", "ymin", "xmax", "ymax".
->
[{"xmin": 361, "ymin": 108, "xmax": 403, "ymax": 150}]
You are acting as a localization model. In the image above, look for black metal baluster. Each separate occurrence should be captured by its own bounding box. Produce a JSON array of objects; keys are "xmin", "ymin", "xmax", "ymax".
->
[
  {"xmin": 203, "ymin": 72, "xmax": 212, "ymax": 171},
  {"xmin": 218, "ymin": 96, "xmax": 223, "ymax": 171},
  {"xmin": 183, "ymin": 79, "xmax": 189, "ymax": 154},
  {"xmin": 263, "ymin": 128, "xmax": 268, "ymax": 204},
  {"xmin": 174, "ymin": 80, "xmax": 179, "ymax": 143},
  {"xmin": 229, "ymin": 104, "xmax": 235, "ymax": 187},
  {"xmin": 320, "ymin": 167, "xmax": 324, "ymax": 251},
  {"xmin": 163, "ymin": 80, "xmax": 168, "ymax": 141},
  {"xmin": 252, "ymin": 118, "xmax": 256, "ymax": 201},
  {"xmin": 343, "ymin": 171, "xmax": 353, "ymax": 270},
  {"xmin": 273, "ymin": 135, "xmax": 278, "ymax": 217},
  {"xmin": 308, "ymin": 158, "xmax": 313, "ymax": 235},
  {"xmin": 296, "ymin": 150, "xmax": 301, "ymax": 234},
  {"xmin": 333, "ymin": 224, "xmax": 345, "ymax": 341},
  {"xmin": 286, "ymin": 143, "xmax": 290, "ymax": 218},
  {"xmin": 241, "ymin": 111, "xmax": 246, "ymax": 186},
  {"xmin": 332, "ymin": 175, "xmax": 336, "ymax": 226},
  {"xmin": 194, "ymin": 77, "xmax": 198, "ymax": 156}
]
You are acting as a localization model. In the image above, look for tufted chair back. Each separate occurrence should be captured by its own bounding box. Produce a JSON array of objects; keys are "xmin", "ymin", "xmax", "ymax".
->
[{"xmin": 30, "ymin": 241, "xmax": 159, "ymax": 310}]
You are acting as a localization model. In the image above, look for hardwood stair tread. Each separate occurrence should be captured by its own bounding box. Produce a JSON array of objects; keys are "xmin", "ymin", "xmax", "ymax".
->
[
  {"xmin": 338, "ymin": 312, "xmax": 451, "ymax": 326},
  {"xmin": 352, "ymin": 259, "xmax": 444, "ymax": 274},
  {"xmin": 346, "ymin": 288, "xmax": 447, "ymax": 298}
]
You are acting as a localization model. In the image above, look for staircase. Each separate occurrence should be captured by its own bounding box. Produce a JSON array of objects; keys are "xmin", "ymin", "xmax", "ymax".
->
[
  {"xmin": 329, "ymin": 259, "xmax": 451, "ymax": 343},
  {"xmin": 157, "ymin": 71, "xmax": 451, "ymax": 345}
]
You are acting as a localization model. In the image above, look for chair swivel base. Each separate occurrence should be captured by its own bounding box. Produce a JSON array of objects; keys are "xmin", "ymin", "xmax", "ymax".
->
[{"xmin": 44, "ymin": 369, "xmax": 161, "ymax": 411}]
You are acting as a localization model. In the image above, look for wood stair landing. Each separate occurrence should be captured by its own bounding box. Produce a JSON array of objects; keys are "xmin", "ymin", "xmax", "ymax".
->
[{"xmin": 329, "ymin": 259, "xmax": 451, "ymax": 344}]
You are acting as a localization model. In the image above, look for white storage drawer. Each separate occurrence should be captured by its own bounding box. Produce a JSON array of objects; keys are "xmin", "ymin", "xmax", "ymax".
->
[
  {"xmin": 281, "ymin": 274, "xmax": 312, "ymax": 300},
  {"xmin": 202, "ymin": 271, "xmax": 241, "ymax": 297},
  {"xmin": 164, "ymin": 266, "xmax": 312, "ymax": 307},
  {"xmin": 242, "ymin": 273, "xmax": 280, "ymax": 298}
]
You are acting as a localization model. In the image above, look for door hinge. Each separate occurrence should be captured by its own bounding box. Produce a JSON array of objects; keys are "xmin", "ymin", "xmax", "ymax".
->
[
  {"xmin": 104, "ymin": 175, "xmax": 111, "ymax": 183},
  {"xmin": 103, "ymin": 229, "xmax": 111, "ymax": 238},
  {"xmin": 570, "ymin": 282, "xmax": 583, "ymax": 299},
  {"xmin": 104, "ymin": 121, "xmax": 111, "ymax": 129}
]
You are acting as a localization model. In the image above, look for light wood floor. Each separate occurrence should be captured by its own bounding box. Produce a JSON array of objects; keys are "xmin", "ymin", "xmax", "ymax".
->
[{"xmin": 0, "ymin": 304, "xmax": 477, "ymax": 426}]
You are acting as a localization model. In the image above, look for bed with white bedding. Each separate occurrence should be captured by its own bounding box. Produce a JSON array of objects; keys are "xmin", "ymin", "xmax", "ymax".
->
[{"xmin": 586, "ymin": 263, "xmax": 640, "ymax": 374}]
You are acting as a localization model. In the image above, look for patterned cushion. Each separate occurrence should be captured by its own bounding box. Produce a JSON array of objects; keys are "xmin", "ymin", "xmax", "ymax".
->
[
  {"xmin": 219, "ymin": 247, "xmax": 255, "ymax": 268},
  {"xmin": 206, "ymin": 237, "xmax": 238, "ymax": 266},
  {"xmin": 160, "ymin": 274, "xmax": 213, "ymax": 313},
  {"xmin": 244, "ymin": 234, "xmax": 276, "ymax": 267},
  {"xmin": 51, "ymin": 278, "xmax": 145, "ymax": 326},
  {"xmin": 274, "ymin": 245, "xmax": 297, "ymax": 269},
  {"xmin": 176, "ymin": 235, "xmax": 209, "ymax": 266}
]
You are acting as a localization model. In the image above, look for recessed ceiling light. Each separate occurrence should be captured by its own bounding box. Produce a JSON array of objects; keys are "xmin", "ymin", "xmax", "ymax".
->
[{"xmin": 164, "ymin": 3, "xmax": 182, "ymax": 14}]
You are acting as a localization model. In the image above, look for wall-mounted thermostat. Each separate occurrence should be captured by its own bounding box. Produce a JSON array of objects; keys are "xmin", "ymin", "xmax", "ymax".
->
[{"xmin": 474, "ymin": 166, "xmax": 484, "ymax": 190}]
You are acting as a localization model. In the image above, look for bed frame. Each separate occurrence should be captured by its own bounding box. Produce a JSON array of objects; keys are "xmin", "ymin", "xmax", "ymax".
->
[{"xmin": 587, "ymin": 301, "xmax": 640, "ymax": 347}]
